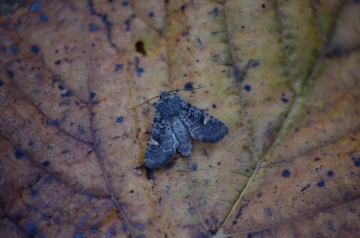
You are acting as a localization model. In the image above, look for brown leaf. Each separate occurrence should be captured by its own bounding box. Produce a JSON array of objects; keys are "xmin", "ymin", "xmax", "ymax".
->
[{"xmin": 0, "ymin": 0, "xmax": 359, "ymax": 237}]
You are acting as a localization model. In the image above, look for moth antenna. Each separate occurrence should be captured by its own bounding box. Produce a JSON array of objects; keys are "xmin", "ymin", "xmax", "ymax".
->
[
  {"xmin": 129, "ymin": 86, "xmax": 206, "ymax": 110},
  {"xmin": 128, "ymin": 95, "xmax": 160, "ymax": 110},
  {"xmin": 168, "ymin": 86, "xmax": 206, "ymax": 94}
]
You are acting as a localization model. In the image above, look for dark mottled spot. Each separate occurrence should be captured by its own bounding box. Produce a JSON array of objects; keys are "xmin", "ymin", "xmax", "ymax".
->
[
  {"xmin": 281, "ymin": 97, "xmax": 288, "ymax": 103},
  {"xmin": 261, "ymin": 4, "xmax": 266, "ymax": 8},
  {"xmin": 31, "ymin": 188, "xmax": 38, "ymax": 197},
  {"xmin": 282, "ymin": 170, "xmax": 291, "ymax": 178},
  {"xmin": 135, "ymin": 41, "xmax": 146, "ymax": 56},
  {"xmin": 149, "ymin": 12, "xmax": 154, "ymax": 17},
  {"xmin": 43, "ymin": 161, "xmax": 50, "ymax": 167},
  {"xmin": 130, "ymin": 190, "xmax": 134, "ymax": 193},
  {"xmin": 11, "ymin": 44, "xmax": 18, "ymax": 53},
  {"xmin": 42, "ymin": 212, "xmax": 53, "ymax": 220},
  {"xmin": 0, "ymin": 80, "xmax": 3, "ymax": 86},
  {"xmin": 192, "ymin": 163, "xmax": 198, "ymax": 171},
  {"xmin": 181, "ymin": 5, "xmax": 185, "ymax": 10},
  {"xmin": 247, "ymin": 234, "xmax": 253, "ymax": 238},
  {"xmin": 136, "ymin": 67, "xmax": 144, "ymax": 74},
  {"xmin": 58, "ymin": 84, "xmax": 65, "ymax": 91},
  {"xmin": 212, "ymin": 7, "xmax": 219, "ymax": 16},
  {"xmin": 249, "ymin": 60, "xmax": 260, "ymax": 68},
  {"xmin": 244, "ymin": 85, "xmax": 251, "ymax": 92},
  {"xmin": 46, "ymin": 119, "xmax": 52, "ymax": 125},
  {"xmin": 184, "ymin": 82, "xmax": 193, "ymax": 90},
  {"xmin": 105, "ymin": 20, "xmax": 113, "ymax": 28},
  {"xmin": 121, "ymin": 226, "xmax": 127, "ymax": 231},
  {"xmin": 53, "ymin": 120, "xmax": 59, "ymax": 126},
  {"xmin": 15, "ymin": 147, "xmax": 24, "ymax": 159},
  {"xmin": 124, "ymin": 19, "xmax": 131, "ymax": 30},
  {"xmin": 301, "ymin": 184, "xmax": 310, "ymax": 192},
  {"xmin": 43, "ymin": 175, "xmax": 53, "ymax": 183},
  {"xmin": 40, "ymin": 15, "xmax": 48, "ymax": 22},
  {"xmin": 92, "ymin": 101, "xmax": 98, "ymax": 105},
  {"xmin": 314, "ymin": 157, "xmax": 320, "ymax": 161},
  {"xmin": 90, "ymin": 227, "xmax": 98, "ymax": 233},
  {"xmin": 61, "ymin": 90, "xmax": 72, "ymax": 97},
  {"xmin": 31, "ymin": 45, "xmax": 40, "ymax": 54},
  {"xmin": 106, "ymin": 228, "xmax": 116, "ymax": 236},
  {"xmin": 146, "ymin": 167, "xmax": 154, "ymax": 180},
  {"xmin": 89, "ymin": 23, "xmax": 98, "ymax": 32},
  {"xmin": 354, "ymin": 158, "xmax": 360, "ymax": 167},
  {"xmin": 327, "ymin": 171, "xmax": 333, "ymax": 177},
  {"xmin": 212, "ymin": 104, "xmax": 216, "ymax": 108},
  {"xmin": 7, "ymin": 70, "xmax": 14, "ymax": 78},
  {"xmin": 90, "ymin": 92, "xmax": 96, "ymax": 99},
  {"xmin": 317, "ymin": 181, "xmax": 325, "ymax": 187},
  {"xmin": 232, "ymin": 220, "xmax": 237, "ymax": 225},
  {"xmin": 196, "ymin": 38, "xmax": 203, "ymax": 45},
  {"xmin": 29, "ymin": 2, "xmax": 40, "ymax": 12},
  {"xmin": 134, "ymin": 223, "xmax": 144, "ymax": 229},
  {"xmin": 25, "ymin": 221, "xmax": 38, "ymax": 237},
  {"xmin": 74, "ymin": 232, "xmax": 83, "ymax": 238},
  {"xmin": 116, "ymin": 117, "xmax": 124, "ymax": 123},
  {"xmin": 182, "ymin": 30, "xmax": 188, "ymax": 37},
  {"xmin": 26, "ymin": 204, "xmax": 33, "ymax": 209},
  {"xmin": 122, "ymin": 1, "xmax": 129, "ymax": 6},
  {"xmin": 115, "ymin": 64, "xmax": 123, "ymax": 71},
  {"xmin": 78, "ymin": 125, "xmax": 85, "ymax": 134},
  {"xmin": 54, "ymin": 60, "xmax": 61, "ymax": 65}
]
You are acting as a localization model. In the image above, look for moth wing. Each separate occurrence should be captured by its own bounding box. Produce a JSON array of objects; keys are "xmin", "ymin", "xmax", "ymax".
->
[
  {"xmin": 144, "ymin": 119, "xmax": 179, "ymax": 169},
  {"xmin": 181, "ymin": 103, "xmax": 228, "ymax": 143}
]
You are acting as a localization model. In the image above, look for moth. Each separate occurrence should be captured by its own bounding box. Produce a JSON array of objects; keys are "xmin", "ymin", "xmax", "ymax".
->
[{"xmin": 144, "ymin": 90, "xmax": 228, "ymax": 169}]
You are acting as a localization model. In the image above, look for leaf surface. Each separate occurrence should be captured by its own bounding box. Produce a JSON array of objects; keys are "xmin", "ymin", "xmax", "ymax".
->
[{"xmin": 0, "ymin": 0, "xmax": 359, "ymax": 237}]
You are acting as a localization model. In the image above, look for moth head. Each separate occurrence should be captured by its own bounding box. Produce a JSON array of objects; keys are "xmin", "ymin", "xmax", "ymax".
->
[{"xmin": 159, "ymin": 90, "xmax": 169, "ymax": 99}]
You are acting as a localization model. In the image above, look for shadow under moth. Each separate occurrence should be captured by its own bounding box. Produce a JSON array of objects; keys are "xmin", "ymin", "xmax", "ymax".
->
[{"xmin": 144, "ymin": 90, "xmax": 229, "ymax": 169}]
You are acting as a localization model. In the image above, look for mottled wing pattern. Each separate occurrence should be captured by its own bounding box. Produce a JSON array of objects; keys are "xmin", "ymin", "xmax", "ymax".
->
[
  {"xmin": 179, "ymin": 99, "xmax": 229, "ymax": 143},
  {"xmin": 144, "ymin": 114, "xmax": 179, "ymax": 169}
]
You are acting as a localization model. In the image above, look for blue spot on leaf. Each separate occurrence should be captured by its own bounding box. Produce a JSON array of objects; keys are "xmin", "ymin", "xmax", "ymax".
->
[
  {"xmin": 11, "ymin": 45, "xmax": 18, "ymax": 53},
  {"xmin": 136, "ymin": 67, "xmax": 144, "ymax": 74},
  {"xmin": 184, "ymin": 82, "xmax": 193, "ymax": 90},
  {"xmin": 281, "ymin": 97, "xmax": 288, "ymax": 103},
  {"xmin": 90, "ymin": 92, "xmax": 96, "ymax": 99},
  {"xmin": 115, "ymin": 64, "xmax": 123, "ymax": 71},
  {"xmin": 7, "ymin": 70, "xmax": 14, "ymax": 78},
  {"xmin": 31, "ymin": 45, "xmax": 40, "ymax": 54},
  {"xmin": 354, "ymin": 158, "xmax": 360, "ymax": 167},
  {"xmin": 54, "ymin": 60, "xmax": 61, "ymax": 65},
  {"xmin": 15, "ymin": 147, "xmax": 24, "ymax": 159},
  {"xmin": 61, "ymin": 91, "xmax": 72, "ymax": 98},
  {"xmin": 40, "ymin": 15, "xmax": 48, "ymax": 22},
  {"xmin": 317, "ymin": 181, "xmax": 325, "ymax": 187},
  {"xmin": 282, "ymin": 170, "xmax": 291, "ymax": 178},
  {"xmin": 122, "ymin": 1, "xmax": 129, "ymax": 7},
  {"xmin": 89, "ymin": 23, "xmax": 99, "ymax": 32},
  {"xmin": 25, "ymin": 222, "xmax": 38, "ymax": 237},
  {"xmin": 58, "ymin": 84, "xmax": 65, "ymax": 90},
  {"xmin": 212, "ymin": 104, "xmax": 216, "ymax": 108},
  {"xmin": 327, "ymin": 171, "xmax": 334, "ymax": 177},
  {"xmin": 29, "ymin": 2, "xmax": 40, "ymax": 12},
  {"xmin": 125, "ymin": 20, "xmax": 131, "ymax": 31},
  {"xmin": 116, "ymin": 117, "xmax": 124, "ymax": 123},
  {"xmin": 53, "ymin": 120, "xmax": 59, "ymax": 126},
  {"xmin": 244, "ymin": 85, "xmax": 251, "ymax": 92},
  {"xmin": 149, "ymin": 12, "xmax": 154, "ymax": 17}
]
